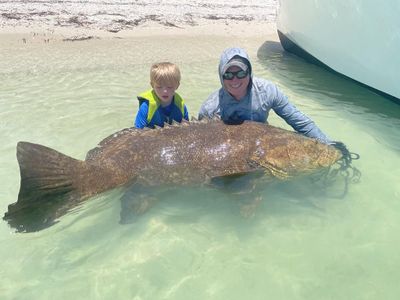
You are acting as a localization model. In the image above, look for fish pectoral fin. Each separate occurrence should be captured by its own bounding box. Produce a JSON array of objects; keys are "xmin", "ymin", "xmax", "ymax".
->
[
  {"xmin": 248, "ymin": 158, "xmax": 291, "ymax": 180},
  {"xmin": 240, "ymin": 195, "xmax": 263, "ymax": 218},
  {"xmin": 119, "ymin": 183, "xmax": 163, "ymax": 224},
  {"xmin": 208, "ymin": 171, "xmax": 264, "ymax": 194}
]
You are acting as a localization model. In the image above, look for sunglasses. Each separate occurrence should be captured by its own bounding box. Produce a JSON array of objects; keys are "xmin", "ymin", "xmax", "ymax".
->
[{"xmin": 222, "ymin": 70, "xmax": 249, "ymax": 80}]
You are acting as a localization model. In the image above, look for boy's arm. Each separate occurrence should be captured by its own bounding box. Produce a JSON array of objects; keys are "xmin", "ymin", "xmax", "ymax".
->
[
  {"xmin": 183, "ymin": 105, "xmax": 189, "ymax": 121},
  {"xmin": 134, "ymin": 102, "xmax": 149, "ymax": 129}
]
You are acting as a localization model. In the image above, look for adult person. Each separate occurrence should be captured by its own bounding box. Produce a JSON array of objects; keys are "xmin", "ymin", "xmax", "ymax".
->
[{"xmin": 198, "ymin": 47, "xmax": 331, "ymax": 144}]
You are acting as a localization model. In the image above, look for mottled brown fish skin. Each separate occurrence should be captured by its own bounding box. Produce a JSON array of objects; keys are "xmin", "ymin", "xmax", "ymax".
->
[
  {"xmin": 4, "ymin": 119, "xmax": 342, "ymax": 232},
  {"xmin": 11, "ymin": 119, "xmax": 343, "ymax": 203},
  {"xmin": 84, "ymin": 119, "xmax": 341, "ymax": 188}
]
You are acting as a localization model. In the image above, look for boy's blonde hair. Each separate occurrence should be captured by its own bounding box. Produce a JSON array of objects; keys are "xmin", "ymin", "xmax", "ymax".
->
[{"xmin": 150, "ymin": 62, "xmax": 181, "ymax": 87}]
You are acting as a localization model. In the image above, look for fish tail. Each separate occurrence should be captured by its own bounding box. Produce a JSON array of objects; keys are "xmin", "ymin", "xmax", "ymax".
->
[
  {"xmin": 17, "ymin": 142, "xmax": 84, "ymax": 201},
  {"xmin": 4, "ymin": 141, "xmax": 118, "ymax": 232}
]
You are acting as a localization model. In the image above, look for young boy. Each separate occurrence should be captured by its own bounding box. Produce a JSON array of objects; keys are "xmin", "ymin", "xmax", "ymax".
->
[{"xmin": 134, "ymin": 62, "xmax": 189, "ymax": 129}]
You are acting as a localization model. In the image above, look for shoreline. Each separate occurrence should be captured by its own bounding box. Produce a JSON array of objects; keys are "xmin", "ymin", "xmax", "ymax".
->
[
  {"xmin": 0, "ymin": 0, "xmax": 278, "ymax": 42},
  {"xmin": 0, "ymin": 20, "xmax": 278, "ymax": 39}
]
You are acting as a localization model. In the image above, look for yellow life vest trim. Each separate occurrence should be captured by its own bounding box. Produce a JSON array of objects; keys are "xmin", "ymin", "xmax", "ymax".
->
[
  {"xmin": 138, "ymin": 90, "xmax": 159, "ymax": 123},
  {"xmin": 138, "ymin": 90, "xmax": 185, "ymax": 123},
  {"xmin": 173, "ymin": 93, "xmax": 185, "ymax": 115}
]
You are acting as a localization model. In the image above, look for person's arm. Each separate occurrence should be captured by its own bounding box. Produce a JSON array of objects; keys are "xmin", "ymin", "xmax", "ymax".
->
[
  {"xmin": 262, "ymin": 81, "xmax": 331, "ymax": 143},
  {"xmin": 134, "ymin": 102, "xmax": 149, "ymax": 129},
  {"xmin": 183, "ymin": 105, "xmax": 189, "ymax": 121},
  {"xmin": 198, "ymin": 90, "xmax": 220, "ymax": 120}
]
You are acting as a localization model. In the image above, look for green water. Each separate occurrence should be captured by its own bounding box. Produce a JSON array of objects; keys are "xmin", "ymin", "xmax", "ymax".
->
[{"xmin": 1, "ymin": 34, "xmax": 400, "ymax": 300}]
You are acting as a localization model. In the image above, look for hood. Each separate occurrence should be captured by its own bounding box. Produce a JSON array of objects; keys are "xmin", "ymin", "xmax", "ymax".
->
[{"xmin": 218, "ymin": 47, "xmax": 253, "ymax": 85}]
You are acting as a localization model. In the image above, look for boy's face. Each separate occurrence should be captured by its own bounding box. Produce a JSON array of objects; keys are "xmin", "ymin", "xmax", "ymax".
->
[{"xmin": 152, "ymin": 82, "xmax": 179, "ymax": 106}]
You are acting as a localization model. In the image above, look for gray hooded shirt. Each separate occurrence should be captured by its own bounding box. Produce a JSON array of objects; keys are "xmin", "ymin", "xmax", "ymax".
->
[{"xmin": 198, "ymin": 47, "xmax": 331, "ymax": 144}]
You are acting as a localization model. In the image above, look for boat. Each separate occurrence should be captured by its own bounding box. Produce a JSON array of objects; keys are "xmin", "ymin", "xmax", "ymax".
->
[{"xmin": 276, "ymin": 0, "xmax": 400, "ymax": 104}]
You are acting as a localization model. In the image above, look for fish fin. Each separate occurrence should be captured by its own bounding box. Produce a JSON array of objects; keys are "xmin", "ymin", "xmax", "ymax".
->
[
  {"xmin": 119, "ymin": 185, "xmax": 159, "ymax": 224},
  {"xmin": 86, "ymin": 127, "xmax": 140, "ymax": 161},
  {"xmin": 248, "ymin": 157, "xmax": 291, "ymax": 180},
  {"xmin": 171, "ymin": 120, "xmax": 179, "ymax": 126},
  {"xmin": 4, "ymin": 142, "xmax": 130, "ymax": 232},
  {"xmin": 15, "ymin": 142, "xmax": 85, "ymax": 203},
  {"xmin": 3, "ymin": 142, "xmax": 85, "ymax": 232},
  {"xmin": 4, "ymin": 142, "xmax": 119, "ymax": 232},
  {"xmin": 181, "ymin": 119, "xmax": 190, "ymax": 125},
  {"xmin": 208, "ymin": 171, "xmax": 264, "ymax": 194}
]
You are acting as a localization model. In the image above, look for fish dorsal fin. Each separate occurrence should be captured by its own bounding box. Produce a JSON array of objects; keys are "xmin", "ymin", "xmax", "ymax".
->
[
  {"xmin": 181, "ymin": 119, "xmax": 190, "ymax": 126},
  {"xmin": 203, "ymin": 114, "xmax": 221, "ymax": 123},
  {"xmin": 192, "ymin": 114, "xmax": 221, "ymax": 124},
  {"xmin": 212, "ymin": 114, "xmax": 221, "ymax": 121},
  {"xmin": 171, "ymin": 120, "xmax": 180, "ymax": 126},
  {"xmin": 85, "ymin": 127, "xmax": 140, "ymax": 161}
]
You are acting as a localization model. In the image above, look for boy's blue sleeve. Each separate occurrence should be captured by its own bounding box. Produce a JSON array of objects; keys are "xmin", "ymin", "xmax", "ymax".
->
[
  {"xmin": 134, "ymin": 102, "xmax": 149, "ymax": 128},
  {"xmin": 183, "ymin": 105, "xmax": 189, "ymax": 121}
]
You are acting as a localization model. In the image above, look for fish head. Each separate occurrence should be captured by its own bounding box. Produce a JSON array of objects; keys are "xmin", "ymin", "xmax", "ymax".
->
[{"xmin": 250, "ymin": 130, "xmax": 342, "ymax": 179}]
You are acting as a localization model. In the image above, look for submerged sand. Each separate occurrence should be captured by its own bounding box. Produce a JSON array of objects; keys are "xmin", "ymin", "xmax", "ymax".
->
[{"xmin": 0, "ymin": 0, "xmax": 279, "ymax": 42}]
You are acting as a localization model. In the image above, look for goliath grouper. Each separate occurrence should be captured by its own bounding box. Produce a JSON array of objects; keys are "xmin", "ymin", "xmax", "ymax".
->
[{"xmin": 3, "ymin": 119, "xmax": 346, "ymax": 232}]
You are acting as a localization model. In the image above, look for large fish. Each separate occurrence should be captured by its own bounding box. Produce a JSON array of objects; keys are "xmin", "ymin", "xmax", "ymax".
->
[{"xmin": 3, "ymin": 119, "xmax": 346, "ymax": 232}]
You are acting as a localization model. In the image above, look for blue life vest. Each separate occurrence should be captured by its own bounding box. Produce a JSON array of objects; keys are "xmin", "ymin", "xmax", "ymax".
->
[{"xmin": 137, "ymin": 90, "xmax": 186, "ymax": 127}]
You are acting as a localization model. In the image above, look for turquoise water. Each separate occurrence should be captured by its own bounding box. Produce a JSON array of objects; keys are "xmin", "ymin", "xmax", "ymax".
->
[{"xmin": 1, "ymin": 34, "xmax": 400, "ymax": 299}]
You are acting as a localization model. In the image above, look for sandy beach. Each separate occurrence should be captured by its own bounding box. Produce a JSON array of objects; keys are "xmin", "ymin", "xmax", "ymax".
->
[{"xmin": 0, "ymin": 0, "xmax": 279, "ymax": 42}]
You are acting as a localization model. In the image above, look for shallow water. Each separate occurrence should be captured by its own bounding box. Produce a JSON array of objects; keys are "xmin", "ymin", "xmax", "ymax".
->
[{"xmin": 1, "ymin": 34, "xmax": 400, "ymax": 300}]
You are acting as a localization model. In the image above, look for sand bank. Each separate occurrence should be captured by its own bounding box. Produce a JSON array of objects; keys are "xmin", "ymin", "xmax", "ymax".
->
[{"xmin": 0, "ymin": 0, "xmax": 278, "ymax": 42}]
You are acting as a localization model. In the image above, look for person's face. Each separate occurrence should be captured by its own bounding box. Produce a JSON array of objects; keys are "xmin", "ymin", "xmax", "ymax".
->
[
  {"xmin": 152, "ymin": 82, "xmax": 179, "ymax": 106},
  {"xmin": 222, "ymin": 66, "xmax": 250, "ymax": 100}
]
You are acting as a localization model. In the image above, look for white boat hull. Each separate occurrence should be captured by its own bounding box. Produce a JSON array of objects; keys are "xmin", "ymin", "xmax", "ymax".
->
[{"xmin": 277, "ymin": 0, "xmax": 400, "ymax": 102}]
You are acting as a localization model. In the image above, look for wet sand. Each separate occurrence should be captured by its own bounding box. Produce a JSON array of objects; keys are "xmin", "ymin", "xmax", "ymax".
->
[{"xmin": 0, "ymin": 0, "xmax": 279, "ymax": 42}]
